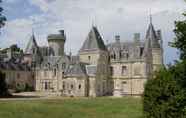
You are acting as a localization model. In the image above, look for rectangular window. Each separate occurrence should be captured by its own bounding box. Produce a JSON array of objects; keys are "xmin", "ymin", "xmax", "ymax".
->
[
  {"xmin": 110, "ymin": 66, "xmax": 114, "ymax": 76},
  {"xmin": 17, "ymin": 73, "xmax": 20, "ymax": 79},
  {"xmin": 88, "ymin": 56, "xmax": 91, "ymax": 61},
  {"xmin": 45, "ymin": 82, "xmax": 48, "ymax": 90},
  {"xmin": 62, "ymin": 63, "xmax": 66, "ymax": 69},
  {"xmin": 134, "ymin": 66, "xmax": 141, "ymax": 75},
  {"xmin": 54, "ymin": 69, "xmax": 57, "ymax": 77},
  {"xmin": 140, "ymin": 47, "xmax": 144, "ymax": 57},
  {"xmin": 122, "ymin": 66, "xmax": 127, "ymax": 75},
  {"xmin": 63, "ymin": 82, "xmax": 65, "ymax": 90}
]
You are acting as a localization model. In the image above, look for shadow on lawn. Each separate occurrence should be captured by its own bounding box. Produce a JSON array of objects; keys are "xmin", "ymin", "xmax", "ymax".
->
[{"xmin": 0, "ymin": 94, "xmax": 41, "ymax": 99}]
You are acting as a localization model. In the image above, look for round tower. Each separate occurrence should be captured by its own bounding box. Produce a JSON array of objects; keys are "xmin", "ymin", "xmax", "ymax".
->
[{"xmin": 48, "ymin": 30, "xmax": 66, "ymax": 56}]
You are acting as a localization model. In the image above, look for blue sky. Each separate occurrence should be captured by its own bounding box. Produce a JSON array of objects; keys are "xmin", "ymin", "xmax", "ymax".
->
[
  {"xmin": 3, "ymin": 0, "xmax": 42, "ymax": 20},
  {"xmin": 0, "ymin": 0, "xmax": 186, "ymax": 65}
]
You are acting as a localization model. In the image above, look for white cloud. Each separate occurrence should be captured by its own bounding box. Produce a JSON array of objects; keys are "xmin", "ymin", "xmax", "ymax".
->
[
  {"xmin": 1, "ymin": 0, "xmax": 186, "ymax": 64},
  {"xmin": 5, "ymin": 0, "xmax": 16, "ymax": 4}
]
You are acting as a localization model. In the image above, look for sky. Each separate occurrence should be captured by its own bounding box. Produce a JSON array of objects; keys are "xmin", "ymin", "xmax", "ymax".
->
[{"xmin": 0, "ymin": 0, "xmax": 186, "ymax": 65}]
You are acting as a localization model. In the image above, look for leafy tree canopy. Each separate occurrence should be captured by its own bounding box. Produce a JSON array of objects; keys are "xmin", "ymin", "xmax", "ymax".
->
[
  {"xmin": 172, "ymin": 13, "xmax": 186, "ymax": 60},
  {"xmin": 143, "ymin": 12, "xmax": 186, "ymax": 118},
  {"xmin": 0, "ymin": 0, "xmax": 6, "ymax": 29}
]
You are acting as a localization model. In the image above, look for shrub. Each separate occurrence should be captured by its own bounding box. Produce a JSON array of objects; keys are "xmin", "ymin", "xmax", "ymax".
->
[
  {"xmin": 0, "ymin": 71, "xmax": 10, "ymax": 97},
  {"xmin": 15, "ymin": 83, "xmax": 25, "ymax": 93},
  {"xmin": 25, "ymin": 83, "xmax": 34, "ymax": 92},
  {"xmin": 143, "ymin": 68, "xmax": 186, "ymax": 118}
]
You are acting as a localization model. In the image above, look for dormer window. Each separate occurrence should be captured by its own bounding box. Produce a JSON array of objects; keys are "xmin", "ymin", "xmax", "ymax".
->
[
  {"xmin": 110, "ymin": 53, "xmax": 116, "ymax": 60},
  {"xmin": 122, "ymin": 66, "xmax": 127, "ymax": 75},
  {"xmin": 140, "ymin": 47, "xmax": 144, "ymax": 57},
  {"xmin": 62, "ymin": 63, "xmax": 66, "ymax": 69}
]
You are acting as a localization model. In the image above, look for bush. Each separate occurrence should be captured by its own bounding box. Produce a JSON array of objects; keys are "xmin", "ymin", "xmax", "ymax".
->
[
  {"xmin": 15, "ymin": 83, "xmax": 25, "ymax": 93},
  {"xmin": 25, "ymin": 83, "xmax": 34, "ymax": 92},
  {"xmin": 143, "ymin": 68, "xmax": 186, "ymax": 118},
  {"xmin": 0, "ymin": 71, "xmax": 10, "ymax": 97}
]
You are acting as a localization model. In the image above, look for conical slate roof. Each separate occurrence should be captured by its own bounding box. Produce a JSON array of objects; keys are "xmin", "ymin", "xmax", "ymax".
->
[
  {"xmin": 79, "ymin": 26, "xmax": 107, "ymax": 52},
  {"xmin": 146, "ymin": 23, "xmax": 160, "ymax": 48},
  {"xmin": 143, "ymin": 36, "xmax": 152, "ymax": 57},
  {"xmin": 25, "ymin": 34, "xmax": 38, "ymax": 54}
]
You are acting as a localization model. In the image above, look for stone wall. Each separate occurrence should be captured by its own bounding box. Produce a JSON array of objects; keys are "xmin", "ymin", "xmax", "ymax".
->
[
  {"xmin": 152, "ymin": 48, "xmax": 163, "ymax": 72},
  {"xmin": 113, "ymin": 78, "xmax": 147, "ymax": 97},
  {"xmin": 111, "ymin": 61, "xmax": 148, "ymax": 97},
  {"xmin": 61, "ymin": 77, "xmax": 88, "ymax": 97}
]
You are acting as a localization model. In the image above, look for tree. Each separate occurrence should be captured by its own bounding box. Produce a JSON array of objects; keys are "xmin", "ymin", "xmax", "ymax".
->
[
  {"xmin": 172, "ymin": 13, "xmax": 186, "ymax": 60},
  {"xmin": 143, "ymin": 13, "xmax": 186, "ymax": 118},
  {"xmin": 0, "ymin": 0, "xmax": 8, "ymax": 97},
  {"xmin": 0, "ymin": 0, "xmax": 6, "ymax": 30},
  {"xmin": 143, "ymin": 68, "xmax": 186, "ymax": 118},
  {"xmin": 0, "ymin": 71, "xmax": 9, "ymax": 97}
]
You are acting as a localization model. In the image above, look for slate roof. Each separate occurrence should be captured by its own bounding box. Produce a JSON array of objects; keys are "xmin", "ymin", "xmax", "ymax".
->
[
  {"xmin": 107, "ymin": 41, "xmax": 145, "ymax": 60},
  {"xmin": 79, "ymin": 26, "xmax": 107, "ymax": 52},
  {"xmin": 86, "ymin": 65, "xmax": 97, "ymax": 76},
  {"xmin": 40, "ymin": 55, "xmax": 70, "ymax": 70},
  {"xmin": 146, "ymin": 23, "xmax": 160, "ymax": 48},
  {"xmin": 65, "ymin": 62, "xmax": 87, "ymax": 77},
  {"xmin": 25, "ymin": 34, "xmax": 38, "ymax": 54},
  {"xmin": 0, "ymin": 62, "xmax": 31, "ymax": 71}
]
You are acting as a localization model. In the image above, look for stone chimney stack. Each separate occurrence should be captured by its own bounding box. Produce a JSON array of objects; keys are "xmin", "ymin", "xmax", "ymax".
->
[
  {"xmin": 59, "ymin": 30, "xmax": 65, "ymax": 36},
  {"xmin": 133, "ymin": 33, "xmax": 140, "ymax": 42},
  {"xmin": 156, "ymin": 30, "xmax": 162, "ymax": 40},
  {"xmin": 115, "ymin": 35, "xmax": 120, "ymax": 43}
]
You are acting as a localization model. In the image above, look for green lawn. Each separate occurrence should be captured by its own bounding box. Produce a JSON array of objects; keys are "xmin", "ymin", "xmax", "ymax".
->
[{"xmin": 0, "ymin": 97, "xmax": 142, "ymax": 118}]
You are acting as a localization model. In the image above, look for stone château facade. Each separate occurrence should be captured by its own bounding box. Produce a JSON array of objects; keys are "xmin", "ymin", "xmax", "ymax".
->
[{"xmin": 0, "ymin": 20, "xmax": 163, "ymax": 97}]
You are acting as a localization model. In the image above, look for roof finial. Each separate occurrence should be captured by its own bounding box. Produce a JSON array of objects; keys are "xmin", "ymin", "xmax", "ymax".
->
[
  {"xmin": 149, "ymin": 9, "xmax": 152, "ymax": 24},
  {"xmin": 32, "ymin": 27, "xmax": 34, "ymax": 36},
  {"xmin": 91, "ymin": 15, "xmax": 97, "ymax": 28},
  {"xmin": 92, "ymin": 20, "xmax": 95, "ymax": 27},
  {"xmin": 31, "ymin": 19, "xmax": 35, "ymax": 36}
]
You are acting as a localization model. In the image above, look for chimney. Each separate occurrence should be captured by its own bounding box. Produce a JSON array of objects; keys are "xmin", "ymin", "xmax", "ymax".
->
[
  {"xmin": 156, "ymin": 30, "xmax": 162, "ymax": 40},
  {"xmin": 59, "ymin": 30, "xmax": 65, "ymax": 36},
  {"xmin": 133, "ymin": 33, "xmax": 140, "ymax": 42},
  {"xmin": 115, "ymin": 35, "xmax": 120, "ymax": 43}
]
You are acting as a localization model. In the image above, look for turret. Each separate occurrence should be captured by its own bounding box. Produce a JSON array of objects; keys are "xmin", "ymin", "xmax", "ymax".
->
[
  {"xmin": 24, "ymin": 32, "xmax": 42, "ymax": 67},
  {"xmin": 145, "ymin": 15, "xmax": 163, "ymax": 72},
  {"xmin": 79, "ymin": 26, "xmax": 107, "ymax": 65},
  {"xmin": 48, "ymin": 30, "xmax": 66, "ymax": 56}
]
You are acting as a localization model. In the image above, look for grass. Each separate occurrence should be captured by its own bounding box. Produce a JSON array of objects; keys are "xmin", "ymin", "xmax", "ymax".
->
[{"xmin": 0, "ymin": 97, "xmax": 142, "ymax": 118}]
